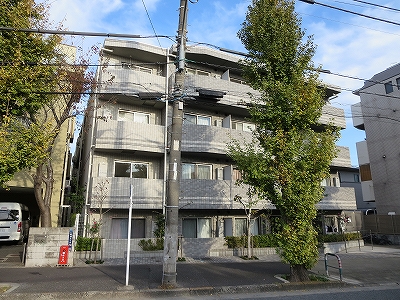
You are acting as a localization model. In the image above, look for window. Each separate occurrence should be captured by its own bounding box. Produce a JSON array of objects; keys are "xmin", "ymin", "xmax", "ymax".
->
[
  {"xmin": 385, "ymin": 81, "xmax": 393, "ymax": 94},
  {"xmin": 183, "ymin": 113, "xmax": 211, "ymax": 126},
  {"xmin": 182, "ymin": 163, "xmax": 212, "ymax": 179},
  {"xmin": 235, "ymin": 218, "xmax": 260, "ymax": 236},
  {"xmin": 235, "ymin": 218, "xmax": 247, "ymax": 236},
  {"xmin": 185, "ymin": 68, "xmax": 210, "ymax": 77},
  {"xmin": 118, "ymin": 109, "xmax": 149, "ymax": 124},
  {"xmin": 182, "ymin": 218, "xmax": 211, "ymax": 238},
  {"xmin": 114, "ymin": 161, "xmax": 148, "ymax": 178},
  {"xmin": 0, "ymin": 209, "xmax": 19, "ymax": 221},
  {"xmin": 397, "ymin": 77, "xmax": 400, "ymax": 89},
  {"xmin": 110, "ymin": 218, "xmax": 145, "ymax": 239},
  {"xmin": 232, "ymin": 121, "xmax": 255, "ymax": 132},
  {"xmin": 121, "ymin": 62, "xmax": 152, "ymax": 74},
  {"xmin": 232, "ymin": 168, "xmax": 242, "ymax": 182},
  {"xmin": 354, "ymin": 174, "xmax": 360, "ymax": 182},
  {"xmin": 359, "ymin": 164, "xmax": 372, "ymax": 181}
]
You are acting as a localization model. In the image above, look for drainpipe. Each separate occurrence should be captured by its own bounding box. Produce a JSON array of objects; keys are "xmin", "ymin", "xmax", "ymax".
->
[{"xmin": 163, "ymin": 48, "xmax": 170, "ymax": 215}]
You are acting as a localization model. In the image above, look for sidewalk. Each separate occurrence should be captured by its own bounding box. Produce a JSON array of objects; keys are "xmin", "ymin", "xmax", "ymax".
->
[{"xmin": 0, "ymin": 245, "xmax": 399, "ymax": 299}]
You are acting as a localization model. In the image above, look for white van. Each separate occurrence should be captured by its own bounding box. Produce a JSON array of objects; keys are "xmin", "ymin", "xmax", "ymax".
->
[{"xmin": 0, "ymin": 203, "xmax": 30, "ymax": 242}]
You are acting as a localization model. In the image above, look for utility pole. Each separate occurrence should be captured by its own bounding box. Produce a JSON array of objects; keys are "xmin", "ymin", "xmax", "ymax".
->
[{"xmin": 162, "ymin": 0, "xmax": 188, "ymax": 287}]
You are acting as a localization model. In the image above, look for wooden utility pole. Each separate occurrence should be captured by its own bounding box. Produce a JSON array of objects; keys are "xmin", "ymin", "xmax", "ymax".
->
[{"xmin": 162, "ymin": 0, "xmax": 188, "ymax": 287}]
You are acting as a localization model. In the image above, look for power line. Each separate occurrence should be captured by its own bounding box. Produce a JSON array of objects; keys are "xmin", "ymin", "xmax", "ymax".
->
[
  {"xmin": 351, "ymin": 0, "xmax": 400, "ymax": 12},
  {"xmin": 0, "ymin": 26, "xmax": 175, "ymax": 41},
  {"xmin": 141, "ymin": 0, "xmax": 162, "ymax": 48},
  {"xmin": 299, "ymin": 0, "xmax": 400, "ymax": 26},
  {"xmin": 298, "ymin": 11, "xmax": 400, "ymax": 36}
]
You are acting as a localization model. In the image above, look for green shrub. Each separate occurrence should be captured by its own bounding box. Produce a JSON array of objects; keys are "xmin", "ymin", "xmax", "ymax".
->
[
  {"xmin": 75, "ymin": 236, "xmax": 101, "ymax": 251},
  {"xmin": 138, "ymin": 238, "xmax": 164, "ymax": 251},
  {"xmin": 317, "ymin": 232, "xmax": 361, "ymax": 243},
  {"xmin": 224, "ymin": 234, "xmax": 279, "ymax": 249}
]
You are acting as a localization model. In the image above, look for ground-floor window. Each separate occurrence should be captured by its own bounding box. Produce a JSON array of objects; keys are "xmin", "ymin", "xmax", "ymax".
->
[
  {"xmin": 182, "ymin": 218, "xmax": 211, "ymax": 238},
  {"xmin": 110, "ymin": 218, "xmax": 145, "ymax": 238},
  {"xmin": 234, "ymin": 218, "xmax": 260, "ymax": 236}
]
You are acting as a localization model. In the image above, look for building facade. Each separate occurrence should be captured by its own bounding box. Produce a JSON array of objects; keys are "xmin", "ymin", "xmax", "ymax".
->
[
  {"xmin": 74, "ymin": 39, "xmax": 357, "ymax": 258},
  {"xmin": 352, "ymin": 63, "xmax": 400, "ymax": 215}
]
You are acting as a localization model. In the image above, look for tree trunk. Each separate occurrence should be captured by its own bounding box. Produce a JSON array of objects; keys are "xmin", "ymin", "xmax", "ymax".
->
[
  {"xmin": 247, "ymin": 216, "xmax": 252, "ymax": 258},
  {"xmin": 33, "ymin": 159, "xmax": 54, "ymax": 227},
  {"xmin": 290, "ymin": 264, "xmax": 309, "ymax": 282}
]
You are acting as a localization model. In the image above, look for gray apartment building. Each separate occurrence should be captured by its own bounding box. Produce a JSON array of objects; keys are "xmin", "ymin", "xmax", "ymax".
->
[
  {"xmin": 352, "ymin": 63, "xmax": 400, "ymax": 216},
  {"xmin": 73, "ymin": 39, "xmax": 357, "ymax": 258}
]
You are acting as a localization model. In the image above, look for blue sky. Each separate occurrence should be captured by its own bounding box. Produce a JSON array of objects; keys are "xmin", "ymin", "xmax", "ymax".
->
[{"xmin": 44, "ymin": 0, "xmax": 400, "ymax": 166}]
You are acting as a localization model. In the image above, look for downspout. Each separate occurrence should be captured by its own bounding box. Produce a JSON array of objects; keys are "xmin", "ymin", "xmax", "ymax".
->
[
  {"xmin": 83, "ymin": 63, "xmax": 100, "ymax": 236},
  {"xmin": 163, "ymin": 48, "xmax": 170, "ymax": 215}
]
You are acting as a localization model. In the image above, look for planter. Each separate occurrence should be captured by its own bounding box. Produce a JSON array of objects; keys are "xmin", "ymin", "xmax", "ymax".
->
[{"xmin": 74, "ymin": 250, "xmax": 101, "ymax": 260}]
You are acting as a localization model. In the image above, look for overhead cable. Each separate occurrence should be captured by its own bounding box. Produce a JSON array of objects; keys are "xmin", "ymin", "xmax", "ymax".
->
[{"xmin": 299, "ymin": 0, "xmax": 400, "ymax": 26}]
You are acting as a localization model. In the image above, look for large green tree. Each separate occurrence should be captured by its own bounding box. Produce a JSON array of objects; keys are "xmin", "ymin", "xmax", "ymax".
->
[
  {"xmin": 0, "ymin": 0, "xmax": 93, "ymax": 227},
  {"xmin": 0, "ymin": 0, "xmax": 61, "ymax": 116},
  {"xmin": 229, "ymin": 0, "xmax": 339, "ymax": 282}
]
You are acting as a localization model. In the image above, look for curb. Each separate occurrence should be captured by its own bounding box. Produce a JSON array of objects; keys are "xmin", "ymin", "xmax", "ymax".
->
[{"xmin": 0, "ymin": 281, "xmax": 349, "ymax": 299}]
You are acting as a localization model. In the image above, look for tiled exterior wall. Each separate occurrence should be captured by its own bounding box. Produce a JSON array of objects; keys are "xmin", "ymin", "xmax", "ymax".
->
[{"xmin": 357, "ymin": 66, "xmax": 400, "ymax": 214}]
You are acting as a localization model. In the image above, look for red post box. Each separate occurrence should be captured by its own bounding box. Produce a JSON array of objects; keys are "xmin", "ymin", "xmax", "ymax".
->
[{"xmin": 58, "ymin": 245, "xmax": 69, "ymax": 265}]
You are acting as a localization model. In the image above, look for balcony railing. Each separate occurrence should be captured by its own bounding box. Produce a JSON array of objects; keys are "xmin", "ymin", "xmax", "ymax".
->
[
  {"xmin": 181, "ymin": 124, "xmax": 253, "ymax": 154},
  {"xmin": 184, "ymin": 74, "xmax": 257, "ymax": 105},
  {"xmin": 102, "ymin": 68, "xmax": 166, "ymax": 95},
  {"xmin": 95, "ymin": 119, "xmax": 165, "ymax": 153},
  {"xmin": 180, "ymin": 179, "xmax": 272, "ymax": 210},
  {"xmin": 317, "ymin": 186, "xmax": 357, "ymax": 210},
  {"xmin": 320, "ymin": 105, "xmax": 346, "ymax": 128},
  {"xmin": 90, "ymin": 177, "xmax": 163, "ymax": 209}
]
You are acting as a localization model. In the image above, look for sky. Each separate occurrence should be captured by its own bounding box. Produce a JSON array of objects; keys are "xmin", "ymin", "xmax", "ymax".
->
[{"xmin": 42, "ymin": 0, "xmax": 400, "ymax": 167}]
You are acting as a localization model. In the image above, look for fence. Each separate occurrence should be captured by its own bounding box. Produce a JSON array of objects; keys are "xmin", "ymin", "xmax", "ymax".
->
[{"xmin": 362, "ymin": 215, "xmax": 400, "ymax": 235}]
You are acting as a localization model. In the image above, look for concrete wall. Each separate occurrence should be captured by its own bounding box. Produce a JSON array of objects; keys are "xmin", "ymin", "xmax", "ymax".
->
[{"xmin": 25, "ymin": 227, "xmax": 75, "ymax": 267}]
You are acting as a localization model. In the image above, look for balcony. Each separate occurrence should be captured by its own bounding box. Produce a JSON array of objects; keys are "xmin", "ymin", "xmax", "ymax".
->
[
  {"xmin": 90, "ymin": 177, "xmax": 163, "ymax": 209},
  {"xmin": 95, "ymin": 119, "xmax": 165, "ymax": 153},
  {"xmin": 102, "ymin": 67, "xmax": 166, "ymax": 95},
  {"xmin": 180, "ymin": 179, "xmax": 272, "ymax": 210},
  {"xmin": 184, "ymin": 74, "xmax": 258, "ymax": 105},
  {"xmin": 320, "ymin": 104, "xmax": 346, "ymax": 128},
  {"xmin": 182, "ymin": 124, "xmax": 253, "ymax": 155},
  {"xmin": 331, "ymin": 146, "xmax": 352, "ymax": 168},
  {"xmin": 317, "ymin": 186, "xmax": 357, "ymax": 210},
  {"xmin": 351, "ymin": 103, "xmax": 364, "ymax": 130}
]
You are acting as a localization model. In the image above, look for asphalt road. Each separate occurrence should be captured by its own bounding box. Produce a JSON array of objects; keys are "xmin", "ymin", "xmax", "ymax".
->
[{"xmin": 0, "ymin": 242, "xmax": 24, "ymax": 267}]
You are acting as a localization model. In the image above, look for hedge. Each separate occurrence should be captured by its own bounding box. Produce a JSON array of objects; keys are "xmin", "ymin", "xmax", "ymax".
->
[{"xmin": 75, "ymin": 236, "xmax": 101, "ymax": 251}]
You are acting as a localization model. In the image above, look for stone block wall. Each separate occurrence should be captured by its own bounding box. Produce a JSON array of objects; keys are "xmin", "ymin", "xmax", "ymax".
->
[{"xmin": 25, "ymin": 227, "xmax": 75, "ymax": 267}]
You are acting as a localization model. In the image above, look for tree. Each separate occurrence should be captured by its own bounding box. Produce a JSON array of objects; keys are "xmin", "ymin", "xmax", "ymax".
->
[
  {"xmin": 228, "ymin": 0, "xmax": 339, "ymax": 282},
  {"xmin": 0, "ymin": 0, "xmax": 94, "ymax": 227},
  {"xmin": 0, "ymin": 0, "xmax": 61, "ymax": 117},
  {"xmin": 234, "ymin": 187, "xmax": 259, "ymax": 259}
]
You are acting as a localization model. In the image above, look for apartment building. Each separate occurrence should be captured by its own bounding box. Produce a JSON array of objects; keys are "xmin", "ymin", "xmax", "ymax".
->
[
  {"xmin": 352, "ymin": 63, "xmax": 400, "ymax": 215},
  {"xmin": 74, "ymin": 39, "xmax": 357, "ymax": 258}
]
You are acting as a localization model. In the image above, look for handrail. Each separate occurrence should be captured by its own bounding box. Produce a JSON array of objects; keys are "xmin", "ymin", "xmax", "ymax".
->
[{"xmin": 325, "ymin": 253, "xmax": 342, "ymax": 281}]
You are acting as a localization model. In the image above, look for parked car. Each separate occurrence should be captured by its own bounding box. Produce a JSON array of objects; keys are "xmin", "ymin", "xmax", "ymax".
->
[{"xmin": 0, "ymin": 202, "xmax": 30, "ymax": 243}]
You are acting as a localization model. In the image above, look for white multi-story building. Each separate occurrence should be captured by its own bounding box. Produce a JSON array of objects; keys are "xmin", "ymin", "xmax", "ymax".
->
[
  {"xmin": 74, "ymin": 39, "xmax": 357, "ymax": 258},
  {"xmin": 352, "ymin": 63, "xmax": 400, "ymax": 215}
]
